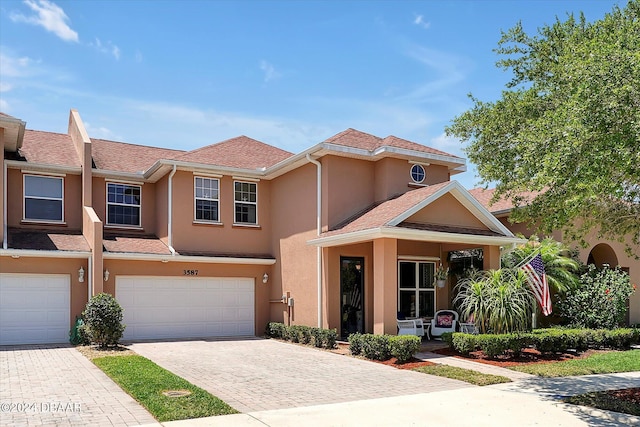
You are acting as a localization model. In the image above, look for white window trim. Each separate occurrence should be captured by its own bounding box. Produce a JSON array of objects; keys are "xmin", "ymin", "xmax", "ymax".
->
[
  {"xmin": 194, "ymin": 176, "xmax": 220, "ymax": 223},
  {"xmin": 397, "ymin": 260, "xmax": 436, "ymax": 318},
  {"xmin": 106, "ymin": 182, "xmax": 142, "ymax": 227},
  {"xmin": 233, "ymin": 180, "xmax": 258, "ymax": 226},
  {"xmin": 23, "ymin": 174, "xmax": 65, "ymax": 223},
  {"xmin": 410, "ymin": 164, "xmax": 426, "ymax": 184}
]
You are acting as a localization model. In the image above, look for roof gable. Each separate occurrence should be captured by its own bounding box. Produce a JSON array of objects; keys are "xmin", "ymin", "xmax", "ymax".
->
[{"xmin": 176, "ymin": 136, "xmax": 293, "ymax": 169}]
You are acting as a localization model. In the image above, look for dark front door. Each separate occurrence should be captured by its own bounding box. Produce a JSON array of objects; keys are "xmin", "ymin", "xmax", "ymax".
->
[{"xmin": 340, "ymin": 257, "xmax": 364, "ymax": 339}]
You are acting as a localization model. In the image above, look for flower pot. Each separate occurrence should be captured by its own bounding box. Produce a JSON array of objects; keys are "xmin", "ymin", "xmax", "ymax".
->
[{"xmin": 436, "ymin": 279, "xmax": 446, "ymax": 288}]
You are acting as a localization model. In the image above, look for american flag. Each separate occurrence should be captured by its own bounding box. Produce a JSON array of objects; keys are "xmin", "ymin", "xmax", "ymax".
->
[{"xmin": 520, "ymin": 253, "xmax": 552, "ymax": 316}]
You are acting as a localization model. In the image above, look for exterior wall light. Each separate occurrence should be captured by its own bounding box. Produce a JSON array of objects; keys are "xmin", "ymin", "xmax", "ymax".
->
[
  {"xmin": 262, "ymin": 273, "xmax": 269, "ymax": 284},
  {"xmin": 104, "ymin": 269, "xmax": 110, "ymax": 282},
  {"xmin": 78, "ymin": 266, "xmax": 85, "ymax": 283}
]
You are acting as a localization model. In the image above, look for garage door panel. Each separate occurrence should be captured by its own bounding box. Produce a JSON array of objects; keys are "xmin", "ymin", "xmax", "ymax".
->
[
  {"xmin": 117, "ymin": 276, "xmax": 255, "ymax": 340},
  {"xmin": 0, "ymin": 274, "xmax": 70, "ymax": 345}
]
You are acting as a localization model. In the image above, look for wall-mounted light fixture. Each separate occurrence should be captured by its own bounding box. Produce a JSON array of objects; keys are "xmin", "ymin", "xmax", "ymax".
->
[
  {"xmin": 262, "ymin": 273, "xmax": 269, "ymax": 284},
  {"xmin": 78, "ymin": 266, "xmax": 85, "ymax": 283},
  {"xmin": 103, "ymin": 269, "xmax": 110, "ymax": 282}
]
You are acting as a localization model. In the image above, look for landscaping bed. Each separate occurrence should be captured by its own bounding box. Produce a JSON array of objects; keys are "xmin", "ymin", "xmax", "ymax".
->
[{"xmin": 432, "ymin": 346, "xmax": 597, "ymax": 368}]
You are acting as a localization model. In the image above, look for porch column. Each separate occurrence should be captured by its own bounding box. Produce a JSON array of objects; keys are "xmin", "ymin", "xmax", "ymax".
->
[
  {"xmin": 483, "ymin": 245, "xmax": 501, "ymax": 270},
  {"xmin": 373, "ymin": 238, "xmax": 397, "ymax": 335}
]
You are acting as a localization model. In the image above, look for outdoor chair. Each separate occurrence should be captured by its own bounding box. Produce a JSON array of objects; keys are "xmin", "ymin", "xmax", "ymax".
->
[
  {"xmin": 430, "ymin": 310, "xmax": 459, "ymax": 339},
  {"xmin": 397, "ymin": 318, "xmax": 426, "ymax": 338}
]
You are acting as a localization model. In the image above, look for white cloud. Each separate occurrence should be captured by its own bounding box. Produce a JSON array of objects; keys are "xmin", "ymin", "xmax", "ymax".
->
[
  {"xmin": 430, "ymin": 132, "xmax": 464, "ymax": 156},
  {"xmin": 0, "ymin": 82, "xmax": 13, "ymax": 92},
  {"xmin": 260, "ymin": 60, "xmax": 281, "ymax": 82},
  {"xmin": 89, "ymin": 38, "xmax": 121, "ymax": 60},
  {"xmin": 0, "ymin": 99, "xmax": 9, "ymax": 110},
  {"xmin": 413, "ymin": 14, "xmax": 431, "ymax": 30},
  {"xmin": 10, "ymin": 0, "xmax": 79, "ymax": 42},
  {"xmin": 83, "ymin": 122, "xmax": 120, "ymax": 141},
  {"xmin": 0, "ymin": 52, "xmax": 34, "ymax": 78}
]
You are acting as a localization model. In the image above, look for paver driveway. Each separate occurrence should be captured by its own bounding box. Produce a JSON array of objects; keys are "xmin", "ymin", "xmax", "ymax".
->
[
  {"xmin": 0, "ymin": 344, "xmax": 157, "ymax": 427},
  {"xmin": 129, "ymin": 338, "xmax": 471, "ymax": 413}
]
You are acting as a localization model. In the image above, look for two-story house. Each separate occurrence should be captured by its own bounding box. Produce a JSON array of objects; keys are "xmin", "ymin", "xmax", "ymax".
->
[{"xmin": 1, "ymin": 109, "xmax": 525, "ymax": 345}]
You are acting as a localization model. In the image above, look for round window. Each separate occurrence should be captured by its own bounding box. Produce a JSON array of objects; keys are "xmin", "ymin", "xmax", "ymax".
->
[{"xmin": 410, "ymin": 164, "xmax": 425, "ymax": 183}]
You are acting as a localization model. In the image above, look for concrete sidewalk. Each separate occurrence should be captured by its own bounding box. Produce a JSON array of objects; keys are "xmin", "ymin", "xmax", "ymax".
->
[
  {"xmin": 415, "ymin": 350, "xmax": 535, "ymax": 381},
  {"xmin": 156, "ymin": 381, "xmax": 640, "ymax": 426}
]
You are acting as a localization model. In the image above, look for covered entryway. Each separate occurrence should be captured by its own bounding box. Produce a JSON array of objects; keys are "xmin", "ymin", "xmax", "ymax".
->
[
  {"xmin": 0, "ymin": 273, "xmax": 70, "ymax": 345},
  {"xmin": 117, "ymin": 276, "xmax": 254, "ymax": 340}
]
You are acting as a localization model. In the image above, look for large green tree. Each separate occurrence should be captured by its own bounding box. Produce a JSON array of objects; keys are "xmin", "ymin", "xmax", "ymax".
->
[{"xmin": 447, "ymin": 1, "xmax": 640, "ymax": 254}]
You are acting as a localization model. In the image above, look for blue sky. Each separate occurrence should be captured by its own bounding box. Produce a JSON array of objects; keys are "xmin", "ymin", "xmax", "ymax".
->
[{"xmin": 0, "ymin": 0, "xmax": 622, "ymax": 188}]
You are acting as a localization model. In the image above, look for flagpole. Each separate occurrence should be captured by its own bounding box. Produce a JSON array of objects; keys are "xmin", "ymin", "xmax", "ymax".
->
[{"xmin": 514, "ymin": 248, "xmax": 541, "ymax": 270}]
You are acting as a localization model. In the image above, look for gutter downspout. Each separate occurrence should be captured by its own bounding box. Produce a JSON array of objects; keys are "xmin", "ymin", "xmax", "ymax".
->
[
  {"xmin": 87, "ymin": 255, "xmax": 92, "ymax": 302},
  {"xmin": 306, "ymin": 154, "xmax": 322, "ymax": 328},
  {"xmin": 2, "ymin": 161, "xmax": 7, "ymax": 250},
  {"xmin": 167, "ymin": 164, "xmax": 177, "ymax": 255}
]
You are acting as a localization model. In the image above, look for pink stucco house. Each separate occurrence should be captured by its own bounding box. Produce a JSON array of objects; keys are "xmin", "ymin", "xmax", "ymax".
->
[{"xmin": 0, "ymin": 110, "xmax": 636, "ymax": 345}]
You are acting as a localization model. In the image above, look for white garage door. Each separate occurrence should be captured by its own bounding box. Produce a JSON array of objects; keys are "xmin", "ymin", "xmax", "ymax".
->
[
  {"xmin": 0, "ymin": 274, "xmax": 70, "ymax": 345},
  {"xmin": 117, "ymin": 276, "xmax": 255, "ymax": 340}
]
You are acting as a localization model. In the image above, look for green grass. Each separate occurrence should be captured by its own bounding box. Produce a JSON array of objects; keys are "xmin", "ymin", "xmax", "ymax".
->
[
  {"xmin": 93, "ymin": 355, "xmax": 238, "ymax": 422},
  {"xmin": 413, "ymin": 364, "xmax": 511, "ymax": 386},
  {"xmin": 564, "ymin": 390, "xmax": 640, "ymax": 416},
  {"xmin": 510, "ymin": 350, "xmax": 640, "ymax": 377}
]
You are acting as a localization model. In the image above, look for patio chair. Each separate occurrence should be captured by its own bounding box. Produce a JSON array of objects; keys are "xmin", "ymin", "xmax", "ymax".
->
[
  {"xmin": 430, "ymin": 310, "xmax": 459, "ymax": 339},
  {"xmin": 397, "ymin": 318, "xmax": 425, "ymax": 338}
]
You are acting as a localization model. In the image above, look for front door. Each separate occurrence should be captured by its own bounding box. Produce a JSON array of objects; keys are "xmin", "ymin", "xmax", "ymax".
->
[{"xmin": 340, "ymin": 257, "xmax": 364, "ymax": 339}]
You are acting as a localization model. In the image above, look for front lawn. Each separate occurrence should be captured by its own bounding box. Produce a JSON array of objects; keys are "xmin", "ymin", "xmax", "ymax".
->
[
  {"xmin": 93, "ymin": 355, "xmax": 237, "ymax": 422},
  {"xmin": 510, "ymin": 349, "xmax": 640, "ymax": 377},
  {"xmin": 413, "ymin": 364, "xmax": 511, "ymax": 386}
]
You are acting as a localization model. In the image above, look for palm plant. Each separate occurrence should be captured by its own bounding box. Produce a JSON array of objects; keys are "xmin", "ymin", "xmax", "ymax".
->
[
  {"xmin": 501, "ymin": 235, "xmax": 581, "ymax": 294},
  {"xmin": 454, "ymin": 268, "xmax": 535, "ymax": 334}
]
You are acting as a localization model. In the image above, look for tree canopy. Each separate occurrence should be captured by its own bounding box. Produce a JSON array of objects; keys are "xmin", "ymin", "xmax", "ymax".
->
[{"xmin": 446, "ymin": 1, "xmax": 640, "ymax": 254}]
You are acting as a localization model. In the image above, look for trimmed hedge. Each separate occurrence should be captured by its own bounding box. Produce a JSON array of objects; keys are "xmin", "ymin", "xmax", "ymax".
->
[
  {"xmin": 265, "ymin": 322, "xmax": 337, "ymax": 349},
  {"xmin": 448, "ymin": 328, "xmax": 640, "ymax": 359},
  {"xmin": 348, "ymin": 333, "xmax": 421, "ymax": 363}
]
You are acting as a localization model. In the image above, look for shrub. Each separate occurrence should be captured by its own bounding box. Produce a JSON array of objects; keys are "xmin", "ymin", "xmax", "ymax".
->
[
  {"xmin": 555, "ymin": 265, "xmax": 634, "ymax": 329},
  {"xmin": 361, "ymin": 335, "xmax": 392, "ymax": 361},
  {"xmin": 389, "ymin": 335, "xmax": 421, "ymax": 363},
  {"xmin": 69, "ymin": 316, "xmax": 90, "ymax": 345},
  {"xmin": 348, "ymin": 333, "xmax": 363, "ymax": 355},
  {"xmin": 265, "ymin": 322, "xmax": 286, "ymax": 339},
  {"xmin": 83, "ymin": 293, "xmax": 125, "ymax": 348},
  {"xmin": 451, "ymin": 333, "xmax": 477, "ymax": 355}
]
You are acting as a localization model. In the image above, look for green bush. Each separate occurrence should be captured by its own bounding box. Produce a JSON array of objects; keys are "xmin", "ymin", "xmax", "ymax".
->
[
  {"xmin": 440, "ymin": 332, "xmax": 454, "ymax": 345},
  {"xmin": 265, "ymin": 322, "xmax": 286, "ymax": 339},
  {"xmin": 451, "ymin": 333, "xmax": 477, "ymax": 355},
  {"xmin": 555, "ymin": 265, "xmax": 634, "ymax": 329},
  {"xmin": 266, "ymin": 323, "xmax": 336, "ymax": 349},
  {"xmin": 389, "ymin": 335, "xmax": 421, "ymax": 363},
  {"xmin": 69, "ymin": 316, "xmax": 90, "ymax": 345},
  {"xmin": 348, "ymin": 333, "xmax": 363, "ymax": 355},
  {"xmin": 82, "ymin": 293, "xmax": 125, "ymax": 348},
  {"xmin": 361, "ymin": 335, "xmax": 392, "ymax": 361},
  {"xmin": 604, "ymin": 329, "xmax": 637, "ymax": 349}
]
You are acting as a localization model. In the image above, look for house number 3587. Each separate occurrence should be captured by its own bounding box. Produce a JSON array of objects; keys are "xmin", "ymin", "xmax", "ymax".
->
[{"xmin": 183, "ymin": 269, "xmax": 199, "ymax": 276}]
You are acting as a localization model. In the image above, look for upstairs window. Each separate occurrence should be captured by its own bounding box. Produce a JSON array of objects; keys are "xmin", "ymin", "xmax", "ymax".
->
[
  {"xmin": 24, "ymin": 175, "xmax": 64, "ymax": 222},
  {"xmin": 194, "ymin": 177, "xmax": 220, "ymax": 222},
  {"xmin": 234, "ymin": 181, "xmax": 257, "ymax": 225},
  {"xmin": 107, "ymin": 183, "xmax": 141, "ymax": 227},
  {"xmin": 410, "ymin": 164, "xmax": 426, "ymax": 184}
]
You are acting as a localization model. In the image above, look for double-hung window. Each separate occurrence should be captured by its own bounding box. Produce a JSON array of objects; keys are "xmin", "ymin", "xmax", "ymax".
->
[
  {"xmin": 24, "ymin": 174, "xmax": 64, "ymax": 222},
  {"xmin": 398, "ymin": 261, "xmax": 436, "ymax": 318},
  {"xmin": 194, "ymin": 177, "xmax": 220, "ymax": 222},
  {"xmin": 234, "ymin": 181, "xmax": 257, "ymax": 225},
  {"xmin": 107, "ymin": 182, "xmax": 141, "ymax": 227}
]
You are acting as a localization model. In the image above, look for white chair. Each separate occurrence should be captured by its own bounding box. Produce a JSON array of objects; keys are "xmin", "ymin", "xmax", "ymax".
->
[
  {"xmin": 397, "ymin": 318, "xmax": 426, "ymax": 338},
  {"xmin": 430, "ymin": 310, "xmax": 459, "ymax": 339}
]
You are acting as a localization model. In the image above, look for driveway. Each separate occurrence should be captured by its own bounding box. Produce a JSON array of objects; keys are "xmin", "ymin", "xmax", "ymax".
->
[
  {"xmin": 0, "ymin": 344, "xmax": 157, "ymax": 427},
  {"xmin": 128, "ymin": 338, "xmax": 471, "ymax": 413}
]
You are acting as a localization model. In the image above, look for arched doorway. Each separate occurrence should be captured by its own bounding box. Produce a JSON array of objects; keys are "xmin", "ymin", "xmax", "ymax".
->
[{"xmin": 587, "ymin": 243, "xmax": 619, "ymax": 268}]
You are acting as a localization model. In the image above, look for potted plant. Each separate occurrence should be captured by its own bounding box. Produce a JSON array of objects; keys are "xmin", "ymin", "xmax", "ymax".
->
[{"xmin": 434, "ymin": 264, "xmax": 449, "ymax": 288}]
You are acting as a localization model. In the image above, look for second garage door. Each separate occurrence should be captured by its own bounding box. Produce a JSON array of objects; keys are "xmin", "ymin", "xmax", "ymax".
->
[{"xmin": 117, "ymin": 276, "xmax": 255, "ymax": 340}]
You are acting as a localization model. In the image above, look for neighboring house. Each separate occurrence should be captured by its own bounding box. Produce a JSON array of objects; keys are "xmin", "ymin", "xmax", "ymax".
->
[
  {"xmin": 0, "ymin": 110, "xmax": 524, "ymax": 345},
  {"xmin": 469, "ymin": 188, "xmax": 640, "ymax": 325}
]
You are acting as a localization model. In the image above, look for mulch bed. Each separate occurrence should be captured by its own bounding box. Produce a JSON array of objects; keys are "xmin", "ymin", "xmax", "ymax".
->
[
  {"xmin": 375, "ymin": 357, "xmax": 436, "ymax": 370},
  {"xmin": 431, "ymin": 347, "xmax": 595, "ymax": 368},
  {"xmin": 606, "ymin": 388, "xmax": 640, "ymax": 405}
]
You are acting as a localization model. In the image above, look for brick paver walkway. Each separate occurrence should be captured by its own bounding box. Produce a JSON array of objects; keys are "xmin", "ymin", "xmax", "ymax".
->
[
  {"xmin": 0, "ymin": 344, "xmax": 157, "ymax": 427},
  {"xmin": 129, "ymin": 338, "xmax": 472, "ymax": 413}
]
